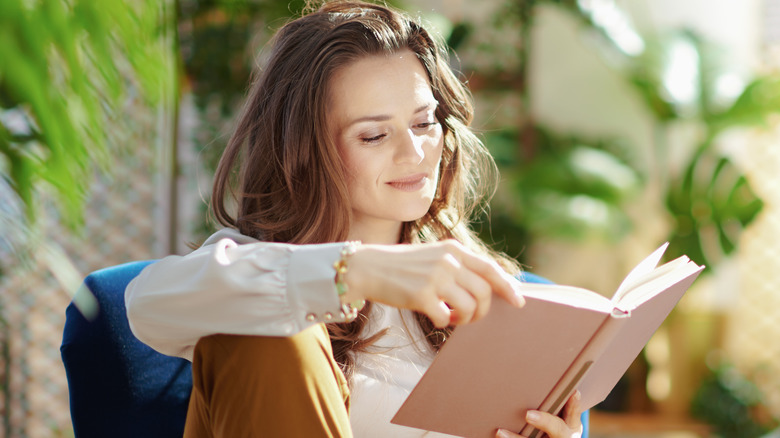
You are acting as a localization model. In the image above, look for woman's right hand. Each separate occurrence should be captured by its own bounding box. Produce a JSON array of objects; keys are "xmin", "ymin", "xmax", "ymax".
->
[
  {"xmin": 342, "ymin": 240, "xmax": 525, "ymax": 327},
  {"xmin": 496, "ymin": 391, "xmax": 584, "ymax": 438}
]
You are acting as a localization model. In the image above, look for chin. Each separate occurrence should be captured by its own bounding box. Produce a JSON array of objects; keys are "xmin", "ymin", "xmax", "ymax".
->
[{"xmin": 395, "ymin": 205, "xmax": 433, "ymax": 223}]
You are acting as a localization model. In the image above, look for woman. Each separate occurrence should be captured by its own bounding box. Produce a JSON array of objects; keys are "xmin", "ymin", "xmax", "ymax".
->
[{"xmin": 125, "ymin": 1, "xmax": 585, "ymax": 437}]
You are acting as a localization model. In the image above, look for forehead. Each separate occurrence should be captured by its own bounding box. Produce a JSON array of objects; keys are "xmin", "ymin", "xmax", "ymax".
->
[{"xmin": 327, "ymin": 50, "xmax": 435, "ymax": 124}]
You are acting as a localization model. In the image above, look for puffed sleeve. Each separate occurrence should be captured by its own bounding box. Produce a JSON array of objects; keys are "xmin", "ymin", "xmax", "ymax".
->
[{"xmin": 125, "ymin": 228, "xmax": 346, "ymax": 360}]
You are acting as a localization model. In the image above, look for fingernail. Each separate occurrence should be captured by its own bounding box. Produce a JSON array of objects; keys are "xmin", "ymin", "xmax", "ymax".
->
[
  {"xmin": 575, "ymin": 390, "xmax": 581, "ymax": 400},
  {"xmin": 526, "ymin": 411, "xmax": 540, "ymax": 422},
  {"xmin": 496, "ymin": 429, "xmax": 512, "ymax": 438}
]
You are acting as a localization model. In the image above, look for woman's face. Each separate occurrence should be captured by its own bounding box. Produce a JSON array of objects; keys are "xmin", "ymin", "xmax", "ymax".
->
[{"xmin": 328, "ymin": 49, "xmax": 444, "ymax": 243}]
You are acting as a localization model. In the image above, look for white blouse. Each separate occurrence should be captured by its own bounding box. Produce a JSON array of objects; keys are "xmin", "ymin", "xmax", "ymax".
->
[
  {"xmin": 124, "ymin": 228, "xmax": 458, "ymax": 437},
  {"xmin": 350, "ymin": 303, "xmax": 457, "ymax": 437}
]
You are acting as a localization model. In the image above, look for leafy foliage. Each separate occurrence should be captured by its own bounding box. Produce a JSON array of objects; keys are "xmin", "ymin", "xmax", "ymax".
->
[
  {"xmin": 0, "ymin": 0, "xmax": 167, "ymax": 228},
  {"xmin": 692, "ymin": 365, "xmax": 778, "ymax": 437},
  {"xmin": 666, "ymin": 143, "xmax": 764, "ymax": 269},
  {"xmin": 478, "ymin": 127, "xmax": 640, "ymax": 261},
  {"xmin": 176, "ymin": 0, "xmax": 310, "ymax": 240},
  {"xmin": 563, "ymin": 14, "xmax": 773, "ymax": 265},
  {"xmin": 456, "ymin": 0, "xmax": 774, "ymax": 271}
]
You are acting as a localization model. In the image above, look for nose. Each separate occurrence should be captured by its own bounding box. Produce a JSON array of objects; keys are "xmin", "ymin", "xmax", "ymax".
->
[{"xmin": 394, "ymin": 129, "xmax": 425, "ymax": 165}]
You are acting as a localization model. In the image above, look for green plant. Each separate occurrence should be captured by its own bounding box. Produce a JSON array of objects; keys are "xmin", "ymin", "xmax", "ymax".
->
[
  {"xmin": 176, "ymin": 0, "xmax": 309, "ymax": 240},
  {"xmin": 430, "ymin": 0, "xmax": 642, "ymax": 262},
  {"xmin": 612, "ymin": 30, "xmax": 770, "ymax": 266},
  {"xmin": 446, "ymin": 0, "xmax": 772, "ymax": 270},
  {"xmin": 477, "ymin": 126, "xmax": 640, "ymax": 261},
  {"xmin": 0, "ymin": 0, "xmax": 168, "ymax": 229},
  {"xmin": 558, "ymin": 8, "xmax": 772, "ymax": 267},
  {"xmin": 691, "ymin": 365, "xmax": 778, "ymax": 438}
]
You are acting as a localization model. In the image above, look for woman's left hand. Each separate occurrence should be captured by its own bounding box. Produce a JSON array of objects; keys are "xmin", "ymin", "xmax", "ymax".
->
[{"xmin": 495, "ymin": 391, "xmax": 583, "ymax": 438}]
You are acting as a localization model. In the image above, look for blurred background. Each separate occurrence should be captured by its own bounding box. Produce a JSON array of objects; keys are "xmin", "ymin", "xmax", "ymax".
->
[{"xmin": 1, "ymin": 0, "xmax": 779, "ymax": 436}]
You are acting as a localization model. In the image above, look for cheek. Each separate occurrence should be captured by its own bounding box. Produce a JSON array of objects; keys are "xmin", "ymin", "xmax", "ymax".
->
[
  {"xmin": 336, "ymin": 144, "xmax": 360, "ymax": 196},
  {"xmin": 340, "ymin": 146, "xmax": 379, "ymax": 189},
  {"xmin": 338, "ymin": 140, "xmax": 363, "ymax": 175},
  {"xmin": 340, "ymin": 151, "xmax": 358, "ymax": 180},
  {"xmin": 430, "ymin": 134, "xmax": 444, "ymax": 167}
]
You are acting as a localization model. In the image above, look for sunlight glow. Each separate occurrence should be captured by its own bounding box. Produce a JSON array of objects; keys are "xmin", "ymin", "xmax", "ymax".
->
[
  {"xmin": 663, "ymin": 39, "xmax": 700, "ymax": 106},
  {"xmin": 578, "ymin": 0, "xmax": 645, "ymax": 56},
  {"xmin": 0, "ymin": 108, "xmax": 33, "ymax": 136},
  {"xmin": 570, "ymin": 147, "xmax": 638, "ymax": 191},
  {"xmin": 567, "ymin": 195, "xmax": 610, "ymax": 225},
  {"xmin": 714, "ymin": 72, "xmax": 746, "ymax": 108}
]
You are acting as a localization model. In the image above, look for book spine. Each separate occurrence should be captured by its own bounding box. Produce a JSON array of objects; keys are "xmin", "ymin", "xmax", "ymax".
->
[{"xmin": 520, "ymin": 309, "xmax": 629, "ymax": 438}]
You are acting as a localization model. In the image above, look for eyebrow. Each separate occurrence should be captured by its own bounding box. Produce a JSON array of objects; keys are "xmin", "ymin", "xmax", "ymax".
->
[{"xmin": 345, "ymin": 102, "xmax": 437, "ymax": 128}]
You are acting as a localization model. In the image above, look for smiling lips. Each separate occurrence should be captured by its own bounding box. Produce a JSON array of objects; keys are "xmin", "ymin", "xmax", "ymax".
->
[{"xmin": 387, "ymin": 173, "xmax": 428, "ymax": 192}]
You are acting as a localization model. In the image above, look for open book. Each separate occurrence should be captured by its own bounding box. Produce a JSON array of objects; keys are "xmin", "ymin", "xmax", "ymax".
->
[{"xmin": 391, "ymin": 243, "xmax": 704, "ymax": 438}]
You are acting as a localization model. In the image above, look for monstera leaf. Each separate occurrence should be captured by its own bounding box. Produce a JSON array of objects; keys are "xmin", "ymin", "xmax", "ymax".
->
[
  {"xmin": 666, "ymin": 146, "xmax": 763, "ymax": 267},
  {"xmin": 663, "ymin": 75, "xmax": 778, "ymax": 266}
]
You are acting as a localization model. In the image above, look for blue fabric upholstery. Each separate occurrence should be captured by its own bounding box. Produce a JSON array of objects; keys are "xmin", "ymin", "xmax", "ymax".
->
[
  {"xmin": 518, "ymin": 271, "xmax": 555, "ymax": 285},
  {"xmin": 61, "ymin": 261, "xmax": 192, "ymax": 438},
  {"xmin": 519, "ymin": 271, "xmax": 590, "ymax": 438}
]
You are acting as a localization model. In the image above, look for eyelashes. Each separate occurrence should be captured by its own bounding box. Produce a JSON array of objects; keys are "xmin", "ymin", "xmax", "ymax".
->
[
  {"xmin": 359, "ymin": 121, "xmax": 439, "ymax": 145},
  {"xmin": 361, "ymin": 133, "xmax": 387, "ymax": 144}
]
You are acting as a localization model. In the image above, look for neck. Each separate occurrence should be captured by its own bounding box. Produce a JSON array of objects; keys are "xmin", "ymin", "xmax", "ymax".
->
[{"xmin": 348, "ymin": 219, "xmax": 403, "ymax": 244}]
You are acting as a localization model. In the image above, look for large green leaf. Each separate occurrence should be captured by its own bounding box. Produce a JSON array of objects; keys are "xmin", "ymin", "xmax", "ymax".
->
[
  {"xmin": 665, "ymin": 145, "xmax": 763, "ymax": 266},
  {"xmin": 708, "ymin": 77, "xmax": 780, "ymax": 133}
]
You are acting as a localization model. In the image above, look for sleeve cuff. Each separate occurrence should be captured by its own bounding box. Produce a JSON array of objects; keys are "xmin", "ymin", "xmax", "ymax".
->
[{"xmin": 287, "ymin": 242, "xmax": 348, "ymax": 328}]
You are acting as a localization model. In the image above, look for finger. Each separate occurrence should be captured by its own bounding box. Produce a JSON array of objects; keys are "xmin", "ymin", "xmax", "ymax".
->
[
  {"xmin": 526, "ymin": 410, "xmax": 572, "ymax": 438},
  {"xmin": 421, "ymin": 299, "xmax": 452, "ymax": 328},
  {"xmin": 440, "ymin": 284, "xmax": 477, "ymax": 325},
  {"xmin": 506, "ymin": 275, "xmax": 526, "ymax": 307},
  {"xmin": 454, "ymin": 268, "xmax": 492, "ymax": 321},
  {"xmin": 562, "ymin": 391, "xmax": 582, "ymax": 428},
  {"xmin": 458, "ymin": 251, "xmax": 524, "ymax": 308},
  {"xmin": 495, "ymin": 429, "xmax": 522, "ymax": 438}
]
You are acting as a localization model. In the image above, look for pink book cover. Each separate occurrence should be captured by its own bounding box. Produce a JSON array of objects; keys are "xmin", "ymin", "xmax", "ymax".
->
[{"xmin": 391, "ymin": 247, "xmax": 704, "ymax": 438}]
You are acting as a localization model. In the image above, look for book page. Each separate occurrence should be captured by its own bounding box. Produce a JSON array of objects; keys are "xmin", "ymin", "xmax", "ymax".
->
[
  {"xmin": 518, "ymin": 283, "xmax": 613, "ymax": 313},
  {"xmin": 611, "ymin": 243, "xmax": 668, "ymax": 301},
  {"xmin": 613, "ymin": 257, "xmax": 701, "ymax": 310}
]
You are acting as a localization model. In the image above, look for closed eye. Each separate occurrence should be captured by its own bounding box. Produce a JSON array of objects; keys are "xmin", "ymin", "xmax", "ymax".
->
[{"xmin": 361, "ymin": 133, "xmax": 386, "ymax": 144}]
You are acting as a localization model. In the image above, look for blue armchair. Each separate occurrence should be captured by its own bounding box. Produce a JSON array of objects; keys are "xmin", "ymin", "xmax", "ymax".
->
[{"xmin": 60, "ymin": 261, "xmax": 192, "ymax": 438}]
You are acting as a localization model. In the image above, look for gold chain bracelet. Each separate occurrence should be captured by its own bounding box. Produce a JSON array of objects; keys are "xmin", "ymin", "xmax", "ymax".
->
[{"xmin": 334, "ymin": 241, "xmax": 365, "ymax": 321}]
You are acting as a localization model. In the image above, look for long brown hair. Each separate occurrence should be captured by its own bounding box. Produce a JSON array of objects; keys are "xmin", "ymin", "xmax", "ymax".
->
[{"xmin": 211, "ymin": 0, "xmax": 520, "ymax": 381}]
